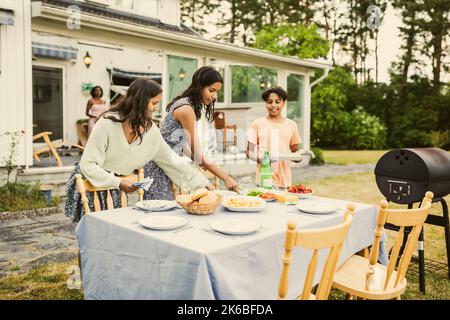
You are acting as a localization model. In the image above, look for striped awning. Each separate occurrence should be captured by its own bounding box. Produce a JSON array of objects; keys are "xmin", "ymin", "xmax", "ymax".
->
[
  {"xmin": 32, "ymin": 42, "xmax": 78, "ymax": 60},
  {"xmin": 108, "ymin": 67, "xmax": 162, "ymax": 81},
  {"xmin": 0, "ymin": 9, "xmax": 14, "ymax": 25}
]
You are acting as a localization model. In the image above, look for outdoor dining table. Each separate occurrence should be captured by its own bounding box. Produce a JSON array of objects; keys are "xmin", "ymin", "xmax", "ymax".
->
[{"xmin": 76, "ymin": 196, "xmax": 378, "ymax": 300}]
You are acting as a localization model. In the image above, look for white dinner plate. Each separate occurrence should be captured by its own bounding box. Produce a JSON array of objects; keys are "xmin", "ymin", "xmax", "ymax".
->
[
  {"xmin": 296, "ymin": 202, "xmax": 338, "ymax": 214},
  {"xmin": 222, "ymin": 196, "xmax": 267, "ymax": 212},
  {"xmin": 211, "ymin": 220, "xmax": 261, "ymax": 235},
  {"xmin": 270, "ymin": 153, "xmax": 305, "ymax": 161},
  {"xmin": 135, "ymin": 200, "xmax": 178, "ymax": 212},
  {"xmin": 139, "ymin": 216, "xmax": 188, "ymax": 230}
]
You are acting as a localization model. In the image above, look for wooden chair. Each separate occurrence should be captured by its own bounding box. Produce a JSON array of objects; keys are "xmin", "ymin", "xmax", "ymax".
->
[
  {"xmin": 75, "ymin": 169, "xmax": 144, "ymax": 214},
  {"xmin": 278, "ymin": 204, "xmax": 355, "ymax": 300},
  {"xmin": 332, "ymin": 191, "xmax": 434, "ymax": 300},
  {"xmin": 213, "ymin": 111, "xmax": 237, "ymax": 153},
  {"xmin": 33, "ymin": 132, "xmax": 64, "ymax": 167},
  {"xmin": 171, "ymin": 168, "xmax": 220, "ymax": 198},
  {"xmin": 33, "ymin": 131, "xmax": 85, "ymax": 167}
]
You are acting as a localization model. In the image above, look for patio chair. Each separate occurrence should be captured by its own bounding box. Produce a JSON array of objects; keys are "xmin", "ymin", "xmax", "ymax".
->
[
  {"xmin": 33, "ymin": 131, "xmax": 85, "ymax": 167},
  {"xmin": 278, "ymin": 204, "xmax": 355, "ymax": 300},
  {"xmin": 213, "ymin": 112, "xmax": 237, "ymax": 153},
  {"xmin": 75, "ymin": 168, "xmax": 145, "ymax": 214},
  {"xmin": 33, "ymin": 131, "xmax": 64, "ymax": 167},
  {"xmin": 331, "ymin": 191, "xmax": 433, "ymax": 300}
]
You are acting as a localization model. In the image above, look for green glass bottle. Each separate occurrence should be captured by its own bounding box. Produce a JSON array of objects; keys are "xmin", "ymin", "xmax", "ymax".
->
[{"xmin": 260, "ymin": 151, "xmax": 273, "ymax": 189}]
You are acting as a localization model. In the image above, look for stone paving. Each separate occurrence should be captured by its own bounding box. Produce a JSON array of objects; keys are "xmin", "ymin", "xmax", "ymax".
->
[{"xmin": 0, "ymin": 163, "xmax": 375, "ymax": 277}]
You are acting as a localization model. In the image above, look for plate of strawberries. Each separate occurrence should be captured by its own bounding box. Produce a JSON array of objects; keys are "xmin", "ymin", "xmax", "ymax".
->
[{"xmin": 287, "ymin": 184, "xmax": 314, "ymax": 199}]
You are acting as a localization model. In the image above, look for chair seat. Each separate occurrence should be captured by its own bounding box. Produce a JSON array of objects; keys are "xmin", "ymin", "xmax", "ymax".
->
[
  {"xmin": 33, "ymin": 139, "xmax": 64, "ymax": 152},
  {"xmin": 333, "ymin": 255, "xmax": 407, "ymax": 300}
]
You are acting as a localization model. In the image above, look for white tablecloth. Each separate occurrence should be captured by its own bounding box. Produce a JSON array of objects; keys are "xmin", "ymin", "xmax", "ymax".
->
[{"xmin": 76, "ymin": 196, "xmax": 377, "ymax": 300}]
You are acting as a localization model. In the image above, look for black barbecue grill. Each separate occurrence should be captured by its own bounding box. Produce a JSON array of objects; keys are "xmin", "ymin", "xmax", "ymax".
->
[{"xmin": 375, "ymin": 148, "xmax": 450, "ymax": 293}]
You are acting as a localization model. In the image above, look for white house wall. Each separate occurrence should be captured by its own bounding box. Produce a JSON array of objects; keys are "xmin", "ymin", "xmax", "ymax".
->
[{"xmin": 0, "ymin": 0, "xmax": 32, "ymax": 167}]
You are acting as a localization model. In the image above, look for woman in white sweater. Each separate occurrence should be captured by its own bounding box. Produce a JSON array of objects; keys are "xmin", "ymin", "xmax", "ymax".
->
[{"xmin": 65, "ymin": 78, "xmax": 211, "ymax": 222}]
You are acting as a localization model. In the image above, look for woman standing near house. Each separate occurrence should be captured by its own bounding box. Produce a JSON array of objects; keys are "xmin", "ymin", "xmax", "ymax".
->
[
  {"xmin": 86, "ymin": 86, "xmax": 108, "ymax": 135},
  {"xmin": 144, "ymin": 66, "xmax": 239, "ymax": 200},
  {"xmin": 65, "ymin": 78, "xmax": 212, "ymax": 222}
]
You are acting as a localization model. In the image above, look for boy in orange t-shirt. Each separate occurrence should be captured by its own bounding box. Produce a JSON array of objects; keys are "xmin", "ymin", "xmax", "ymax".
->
[{"xmin": 246, "ymin": 87, "xmax": 302, "ymax": 188}]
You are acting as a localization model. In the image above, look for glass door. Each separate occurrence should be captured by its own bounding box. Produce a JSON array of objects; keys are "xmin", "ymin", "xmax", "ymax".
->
[
  {"xmin": 168, "ymin": 55, "xmax": 198, "ymax": 101},
  {"xmin": 32, "ymin": 66, "xmax": 63, "ymax": 140}
]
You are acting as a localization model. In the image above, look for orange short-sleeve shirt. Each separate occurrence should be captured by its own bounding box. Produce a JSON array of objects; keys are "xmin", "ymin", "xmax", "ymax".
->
[{"xmin": 247, "ymin": 117, "xmax": 301, "ymax": 188}]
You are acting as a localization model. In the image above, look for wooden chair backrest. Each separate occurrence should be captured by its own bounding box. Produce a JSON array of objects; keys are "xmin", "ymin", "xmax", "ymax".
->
[
  {"xmin": 75, "ymin": 168, "xmax": 144, "ymax": 214},
  {"xmin": 279, "ymin": 204, "xmax": 355, "ymax": 300},
  {"xmin": 367, "ymin": 191, "xmax": 434, "ymax": 291}
]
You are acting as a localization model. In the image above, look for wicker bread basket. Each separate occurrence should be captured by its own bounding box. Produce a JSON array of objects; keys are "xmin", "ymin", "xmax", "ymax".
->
[{"xmin": 177, "ymin": 194, "xmax": 223, "ymax": 216}]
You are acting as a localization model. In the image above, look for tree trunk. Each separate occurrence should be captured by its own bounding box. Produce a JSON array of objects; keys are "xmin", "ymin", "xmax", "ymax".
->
[
  {"xmin": 230, "ymin": 0, "xmax": 236, "ymax": 44},
  {"xmin": 375, "ymin": 30, "xmax": 379, "ymax": 83},
  {"xmin": 432, "ymin": 34, "xmax": 442, "ymax": 95}
]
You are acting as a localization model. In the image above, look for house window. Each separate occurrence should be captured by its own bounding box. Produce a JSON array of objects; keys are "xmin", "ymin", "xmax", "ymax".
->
[
  {"xmin": 287, "ymin": 73, "xmax": 304, "ymax": 122},
  {"xmin": 168, "ymin": 55, "xmax": 198, "ymax": 102},
  {"xmin": 113, "ymin": 0, "xmax": 135, "ymax": 10},
  {"xmin": 231, "ymin": 66, "xmax": 277, "ymax": 103}
]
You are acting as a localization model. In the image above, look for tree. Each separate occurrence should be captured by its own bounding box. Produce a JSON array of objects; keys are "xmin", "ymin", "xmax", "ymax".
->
[
  {"xmin": 415, "ymin": 0, "xmax": 450, "ymax": 95},
  {"xmin": 282, "ymin": 0, "xmax": 321, "ymax": 26},
  {"xmin": 392, "ymin": 0, "xmax": 418, "ymax": 85},
  {"xmin": 180, "ymin": 0, "xmax": 220, "ymax": 35},
  {"xmin": 314, "ymin": 0, "xmax": 346, "ymax": 65},
  {"xmin": 253, "ymin": 24, "xmax": 330, "ymax": 59},
  {"xmin": 214, "ymin": 0, "xmax": 261, "ymax": 45},
  {"xmin": 337, "ymin": 0, "xmax": 387, "ymax": 84}
]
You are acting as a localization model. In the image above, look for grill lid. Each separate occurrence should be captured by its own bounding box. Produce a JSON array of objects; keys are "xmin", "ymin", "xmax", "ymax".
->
[{"xmin": 375, "ymin": 148, "xmax": 450, "ymax": 182}]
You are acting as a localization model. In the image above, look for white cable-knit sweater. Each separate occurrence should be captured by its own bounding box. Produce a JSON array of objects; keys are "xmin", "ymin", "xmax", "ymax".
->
[{"xmin": 79, "ymin": 114, "xmax": 208, "ymax": 190}]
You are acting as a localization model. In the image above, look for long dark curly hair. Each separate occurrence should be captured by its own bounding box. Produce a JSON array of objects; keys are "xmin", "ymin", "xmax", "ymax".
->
[
  {"xmin": 166, "ymin": 66, "xmax": 223, "ymax": 122},
  {"xmin": 103, "ymin": 78, "xmax": 162, "ymax": 144}
]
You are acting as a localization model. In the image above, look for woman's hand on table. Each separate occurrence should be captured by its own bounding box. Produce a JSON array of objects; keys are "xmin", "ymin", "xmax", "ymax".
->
[{"xmin": 119, "ymin": 180, "xmax": 139, "ymax": 193}]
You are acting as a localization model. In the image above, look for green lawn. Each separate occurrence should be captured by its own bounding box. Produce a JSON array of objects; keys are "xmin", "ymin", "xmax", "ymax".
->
[
  {"xmin": 323, "ymin": 149, "xmax": 450, "ymax": 165},
  {"xmin": 323, "ymin": 150, "xmax": 388, "ymax": 165},
  {"xmin": 1, "ymin": 170, "xmax": 448, "ymax": 300}
]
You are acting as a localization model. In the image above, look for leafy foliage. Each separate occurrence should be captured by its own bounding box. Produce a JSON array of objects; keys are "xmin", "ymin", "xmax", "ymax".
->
[
  {"xmin": 253, "ymin": 24, "xmax": 329, "ymax": 59},
  {"xmin": 0, "ymin": 182, "xmax": 57, "ymax": 212}
]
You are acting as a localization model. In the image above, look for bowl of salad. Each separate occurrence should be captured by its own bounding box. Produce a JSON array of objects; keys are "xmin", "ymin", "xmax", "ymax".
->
[{"xmin": 246, "ymin": 188, "xmax": 279, "ymax": 202}]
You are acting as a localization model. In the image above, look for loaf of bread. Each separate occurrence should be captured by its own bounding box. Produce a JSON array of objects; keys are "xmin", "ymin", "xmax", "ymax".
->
[
  {"xmin": 176, "ymin": 194, "xmax": 194, "ymax": 206},
  {"xmin": 198, "ymin": 191, "xmax": 217, "ymax": 205},
  {"xmin": 191, "ymin": 188, "xmax": 209, "ymax": 201}
]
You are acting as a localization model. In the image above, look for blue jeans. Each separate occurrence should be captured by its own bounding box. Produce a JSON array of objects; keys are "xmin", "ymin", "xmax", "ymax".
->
[{"xmin": 378, "ymin": 232, "xmax": 389, "ymax": 266}]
